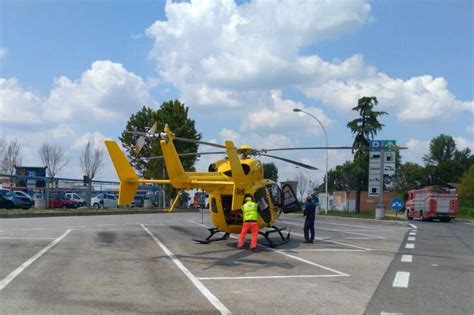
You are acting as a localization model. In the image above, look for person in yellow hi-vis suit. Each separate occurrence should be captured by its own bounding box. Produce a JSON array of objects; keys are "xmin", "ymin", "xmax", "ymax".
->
[{"xmin": 237, "ymin": 195, "xmax": 259, "ymax": 250}]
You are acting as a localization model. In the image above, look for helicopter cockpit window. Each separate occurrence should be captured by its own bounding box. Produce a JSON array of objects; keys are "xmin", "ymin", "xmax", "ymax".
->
[
  {"xmin": 208, "ymin": 164, "xmax": 218, "ymax": 172},
  {"xmin": 254, "ymin": 187, "xmax": 271, "ymax": 223},
  {"xmin": 223, "ymin": 164, "xmax": 250, "ymax": 177},
  {"xmin": 266, "ymin": 183, "xmax": 281, "ymax": 206}
]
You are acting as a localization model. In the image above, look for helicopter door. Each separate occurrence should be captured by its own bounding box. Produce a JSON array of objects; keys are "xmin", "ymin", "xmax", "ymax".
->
[
  {"xmin": 281, "ymin": 183, "xmax": 300, "ymax": 213},
  {"xmin": 254, "ymin": 187, "xmax": 271, "ymax": 223}
]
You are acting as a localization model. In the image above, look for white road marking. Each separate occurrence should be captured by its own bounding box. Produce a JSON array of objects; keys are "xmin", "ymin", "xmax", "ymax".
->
[
  {"xmin": 20, "ymin": 228, "xmax": 45, "ymax": 231},
  {"xmin": 191, "ymin": 222, "xmax": 350, "ymax": 276},
  {"xmin": 392, "ymin": 271, "xmax": 410, "ymax": 288},
  {"xmin": 381, "ymin": 312, "xmax": 403, "ymax": 315},
  {"xmin": 408, "ymin": 237, "xmax": 416, "ymax": 241},
  {"xmin": 199, "ymin": 274, "xmax": 348, "ymax": 281},
  {"xmin": 405, "ymin": 243, "xmax": 415, "ymax": 249},
  {"xmin": 464, "ymin": 222, "xmax": 474, "ymax": 226},
  {"xmin": 285, "ymin": 220, "xmax": 384, "ymax": 241},
  {"xmin": 408, "ymin": 223, "xmax": 417, "ymax": 229},
  {"xmin": 141, "ymin": 224, "xmax": 231, "ymax": 315},
  {"xmin": 284, "ymin": 248, "xmax": 364, "ymax": 252},
  {"xmin": 291, "ymin": 231, "xmax": 374, "ymax": 251},
  {"xmin": 409, "ymin": 232, "xmax": 416, "ymax": 236},
  {"xmin": 401, "ymin": 255, "xmax": 413, "ymax": 263},
  {"xmin": 0, "ymin": 237, "xmax": 56, "ymax": 240},
  {"xmin": 0, "ymin": 229, "xmax": 71, "ymax": 291}
]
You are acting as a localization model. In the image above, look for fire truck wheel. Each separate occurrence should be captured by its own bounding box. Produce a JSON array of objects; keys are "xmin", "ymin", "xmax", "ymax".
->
[{"xmin": 440, "ymin": 217, "xmax": 451, "ymax": 223}]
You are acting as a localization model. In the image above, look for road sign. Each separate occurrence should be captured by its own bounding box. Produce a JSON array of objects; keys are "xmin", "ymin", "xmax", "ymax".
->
[
  {"xmin": 370, "ymin": 140, "xmax": 381, "ymax": 151},
  {"xmin": 390, "ymin": 198, "xmax": 404, "ymax": 211},
  {"xmin": 383, "ymin": 140, "xmax": 397, "ymax": 151}
]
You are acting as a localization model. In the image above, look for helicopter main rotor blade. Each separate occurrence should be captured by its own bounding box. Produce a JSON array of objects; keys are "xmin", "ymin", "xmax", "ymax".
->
[
  {"xmin": 134, "ymin": 136, "xmax": 146, "ymax": 154},
  {"xmin": 262, "ymin": 146, "xmax": 353, "ymax": 152},
  {"xmin": 173, "ymin": 136, "xmax": 226, "ymax": 149},
  {"xmin": 146, "ymin": 151, "xmax": 226, "ymax": 160},
  {"xmin": 260, "ymin": 153, "xmax": 318, "ymax": 170}
]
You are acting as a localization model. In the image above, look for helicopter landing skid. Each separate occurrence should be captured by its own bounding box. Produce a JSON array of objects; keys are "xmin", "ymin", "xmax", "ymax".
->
[
  {"xmin": 193, "ymin": 228, "xmax": 230, "ymax": 244},
  {"xmin": 259, "ymin": 226, "xmax": 290, "ymax": 248}
]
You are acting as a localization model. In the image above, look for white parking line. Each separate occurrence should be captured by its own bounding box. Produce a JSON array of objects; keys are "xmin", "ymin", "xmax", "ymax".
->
[
  {"xmin": 401, "ymin": 255, "xmax": 413, "ymax": 262},
  {"xmin": 405, "ymin": 243, "xmax": 415, "ymax": 249},
  {"xmin": 408, "ymin": 236, "xmax": 416, "ymax": 241},
  {"xmin": 409, "ymin": 223, "xmax": 417, "ymax": 229},
  {"xmin": 285, "ymin": 249, "xmax": 365, "ymax": 252},
  {"xmin": 288, "ymin": 231, "xmax": 374, "ymax": 251},
  {"xmin": 141, "ymin": 224, "xmax": 231, "ymax": 315},
  {"xmin": 392, "ymin": 271, "xmax": 410, "ymax": 288},
  {"xmin": 0, "ymin": 229, "xmax": 71, "ymax": 291},
  {"xmin": 198, "ymin": 274, "xmax": 348, "ymax": 281},
  {"xmin": 0, "ymin": 237, "xmax": 56, "ymax": 240},
  {"xmin": 284, "ymin": 221, "xmax": 385, "ymax": 240},
  {"xmin": 190, "ymin": 222, "xmax": 350, "ymax": 276}
]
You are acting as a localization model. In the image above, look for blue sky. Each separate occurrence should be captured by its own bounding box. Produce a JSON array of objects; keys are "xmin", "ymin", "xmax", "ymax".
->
[{"xmin": 1, "ymin": 0, "xmax": 473, "ymax": 183}]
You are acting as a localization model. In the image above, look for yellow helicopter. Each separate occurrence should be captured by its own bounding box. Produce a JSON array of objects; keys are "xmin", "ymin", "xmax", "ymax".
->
[{"xmin": 105, "ymin": 124, "xmax": 352, "ymax": 247}]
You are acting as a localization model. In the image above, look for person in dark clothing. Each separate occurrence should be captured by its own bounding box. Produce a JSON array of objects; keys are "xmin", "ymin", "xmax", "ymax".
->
[{"xmin": 303, "ymin": 195, "xmax": 316, "ymax": 243}]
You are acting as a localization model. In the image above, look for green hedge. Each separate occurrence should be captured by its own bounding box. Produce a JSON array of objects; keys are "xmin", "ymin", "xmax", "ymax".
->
[{"xmin": 459, "ymin": 197, "xmax": 474, "ymax": 218}]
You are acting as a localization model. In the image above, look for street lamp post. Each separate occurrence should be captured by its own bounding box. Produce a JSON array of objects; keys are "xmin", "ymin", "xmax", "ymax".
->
[{"xmin": 293, "ymin": 108, "xmax": 329, "ymax": 214}]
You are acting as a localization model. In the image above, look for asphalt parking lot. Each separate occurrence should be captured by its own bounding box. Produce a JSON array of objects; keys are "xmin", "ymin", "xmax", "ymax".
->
[{"xmin": 0, "ymin": 213, "xmax": 410, "ymax": 314}]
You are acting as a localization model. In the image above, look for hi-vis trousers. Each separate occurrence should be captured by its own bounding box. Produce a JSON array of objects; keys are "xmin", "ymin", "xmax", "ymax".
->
[{"xmin": 237, "ymin": 221, "xmax": 259, "ymax": 249}]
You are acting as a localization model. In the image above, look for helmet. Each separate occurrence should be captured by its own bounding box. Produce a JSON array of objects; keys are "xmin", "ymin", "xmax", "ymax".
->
[{"xmin": 245, "ymin": 196, "xmax": 252, "ymax": 202}]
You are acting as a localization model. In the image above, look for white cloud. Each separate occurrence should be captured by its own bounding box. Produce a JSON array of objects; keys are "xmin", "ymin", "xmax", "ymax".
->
[
  {"xmin": 146, "ymin": 0, "xmax": 372, "ymax": 109},
  {"xmin": 240, "ymin": 90, "xmax": 331, "ymax": 137},
  {"xmin": 1, "ymin": 61, "xmax": 155, "ymax": 127},
  {"xmin": 145, "ymin": 0, "xmax": 470, "ymax": 123},
  {"xmin": 304, "ymin": 71, "xmax": 474, "ymax": 121},
  {"xmin": 0, "ymin": 78, "xmax": 43, "ymax": 124},
  {"xmin": 402, "ymin": 138, "xmax": 430, "ymax": 165},
  {"xmin": 466, "ymin": 125, "xmax": 474, "ymax": 134},
  {"xmin": 454, "ymin": 136, "xmax": 474, "ymax": 151}
]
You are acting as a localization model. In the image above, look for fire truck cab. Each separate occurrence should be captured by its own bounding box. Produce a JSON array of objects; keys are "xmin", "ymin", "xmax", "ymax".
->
[{"xmin": 405, "ymin": 187, "xmax": 458, "ymax": 222}]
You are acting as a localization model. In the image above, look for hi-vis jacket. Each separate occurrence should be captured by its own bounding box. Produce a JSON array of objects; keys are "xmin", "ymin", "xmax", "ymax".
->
[{"xmin": 241, "ymin": 201, "xmax": 258, "ymax": 221}]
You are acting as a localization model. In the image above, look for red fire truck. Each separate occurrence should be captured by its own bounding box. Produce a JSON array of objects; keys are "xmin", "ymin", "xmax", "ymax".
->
[{"xmin": 406, "ymin": 187, "xmax": 458, "ymax": 222}]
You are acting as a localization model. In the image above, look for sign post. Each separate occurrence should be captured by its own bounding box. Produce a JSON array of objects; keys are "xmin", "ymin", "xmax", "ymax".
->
[
  {"xmin": 369, "ymin": 140, "xmax": 397, "ymax": 219},
  {"xmin": 390, "ymin": 197, "xmax": 404, "ymax": 218}
]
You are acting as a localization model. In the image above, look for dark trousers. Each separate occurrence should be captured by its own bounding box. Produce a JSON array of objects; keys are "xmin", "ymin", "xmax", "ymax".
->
[{"xmin": 304, "ymin": 217, "xmax": 315, "ymax": 241}]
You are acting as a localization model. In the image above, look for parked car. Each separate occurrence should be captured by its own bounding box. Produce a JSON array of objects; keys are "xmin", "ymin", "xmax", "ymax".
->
[
  {"xmin": 65, "ymin": 192, "xmax": 85, "ymax": 207},
  {"xmin": 0, "ymin": 194, "xmax": 15, "ymax": 209},
  {"xmin": 48, "ymin": 193, "xmax": 80, "ymax": 209},
  {"xmin": 13, "ymin": 191, "xmax": 33, "ymax": 209},
  {"xmin": 91, "ymin": 193, "xmax": 118, "ymax": 209},
  {"xmin": 0, "ymin": 189, "xmax": 23, "ymax": 209}
]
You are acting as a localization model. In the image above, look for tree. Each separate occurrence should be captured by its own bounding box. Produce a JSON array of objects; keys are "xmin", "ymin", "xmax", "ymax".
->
[
  {"xmin": 423, "ymin": 134, "xmax": 456, "ymax": 165},
  {"xmin": 454, "ymin": 147, "xmax": 474, "ymax": 172},
  {"xmin": 347, "ymin": 96, "xmax": 387, "ymax": 212},
  {"xmin": 80, "ymin": 140, "xmax": 104, "ymax": 207},
  {"xmin": 429, "ymin": 160, "xmax": 464, "ymax": 185},
  {"xmin": 39, "ymin": 143, "xmax": 69, "ymax": 187},
  {"xmin": 295, "ymin": 173, "xmax": 311, "ymax": 202},
  {"xmin": 395, "ymin": 162, "xmax": 429, "ymax": 195},
  {"xmin": 1, "ymin": 139, "xmax": 22, "ymax": 187},
  {"xmin": 263, "ymin": 162, "xmax": 278, "ymax": 182},
  {"xmin": 0, "ymin": 137, "xmax": 6, "ymax": 164},
  {"xmin": 459, "ymin": 165, "xmax": 474, "ymax": 198},
  {"xmin": 119, "ymin": 100, "xmax": 201, "ymax": 180}
]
